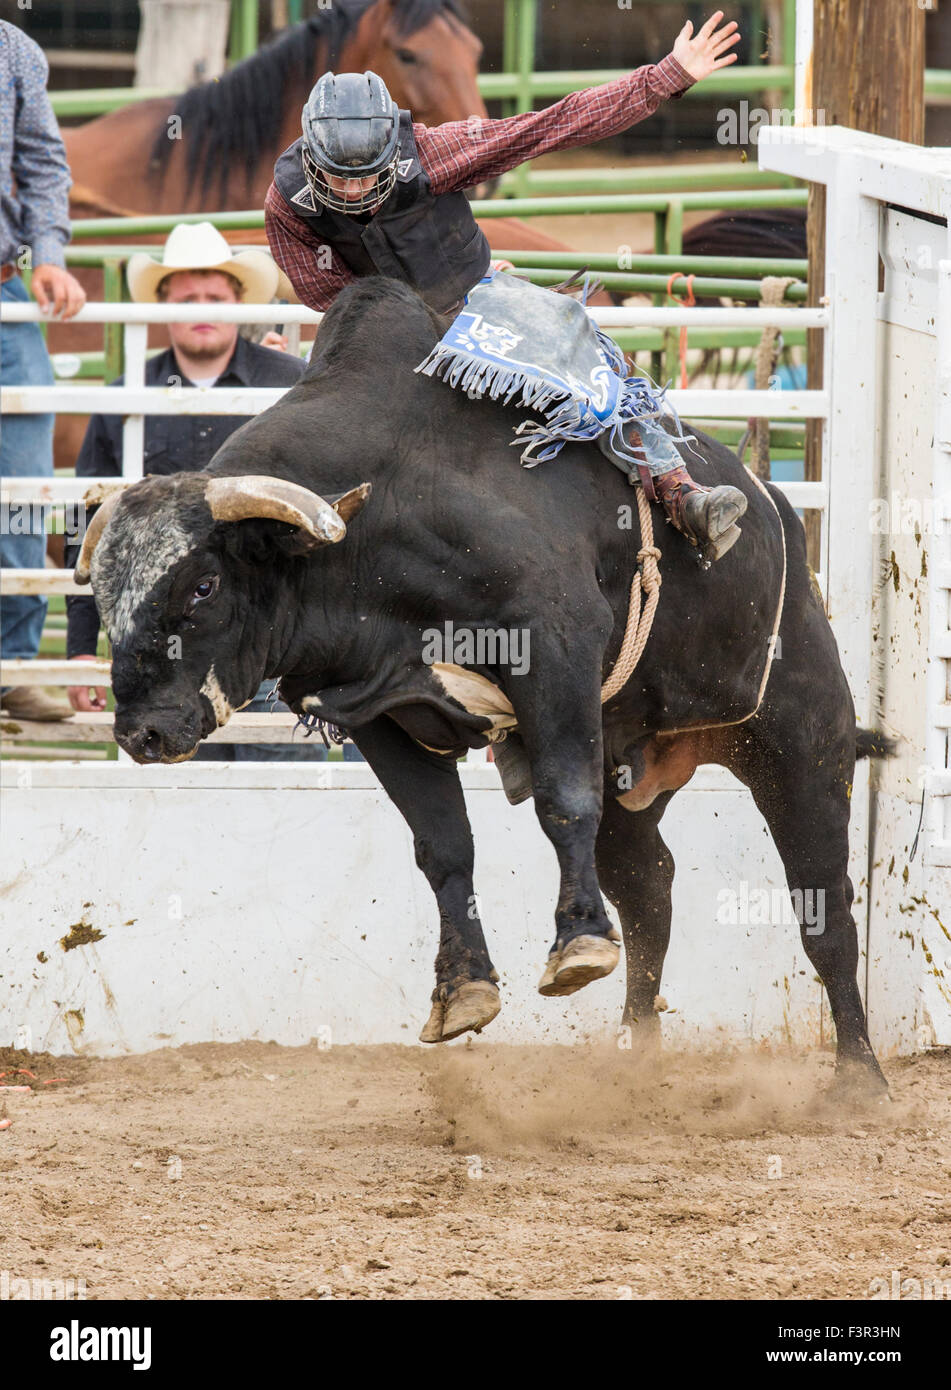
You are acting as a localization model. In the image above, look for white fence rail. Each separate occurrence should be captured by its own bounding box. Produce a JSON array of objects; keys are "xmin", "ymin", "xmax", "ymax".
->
[{"xmin": 0, "ymin": 384, "xmax": 831, "ymax": 420}]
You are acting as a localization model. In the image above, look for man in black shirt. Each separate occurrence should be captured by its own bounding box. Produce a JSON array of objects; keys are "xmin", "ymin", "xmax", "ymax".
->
[{"xmin": 64, "ymin": 222, "xmax": 337, "ymax": 761}]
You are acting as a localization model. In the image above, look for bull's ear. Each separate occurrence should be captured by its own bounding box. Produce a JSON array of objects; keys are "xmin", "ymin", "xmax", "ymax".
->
[
  {"xmin": 332, "ymin": 483, "xmax": 372, "ymax": 524},
  {"xmin": 204, "ymin": 476, "xmax": 347, "ymax": 549}
]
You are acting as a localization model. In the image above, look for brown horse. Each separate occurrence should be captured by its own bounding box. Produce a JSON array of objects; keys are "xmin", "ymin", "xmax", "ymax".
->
[{"xmin": 63, "ymin": 0, "xmax": 486, "ymax": 215}]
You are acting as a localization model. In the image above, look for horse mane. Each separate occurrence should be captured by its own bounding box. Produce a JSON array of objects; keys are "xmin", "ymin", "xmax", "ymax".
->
[
  {"xmin": 388, "ymin": 0, "xmax": 464, "ymax": 34},
  {"xmin": 148, "ymin": 0, "xmax": 465, "ymax": 204}
]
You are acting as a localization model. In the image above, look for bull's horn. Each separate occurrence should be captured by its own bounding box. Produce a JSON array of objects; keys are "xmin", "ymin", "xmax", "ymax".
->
[
  {"xmin": 204, "ymin": 476, "xmax": 369, "ymax": 546},
  {"xmin": 74, "ymin": 488, "xmax": 125, "ymax": 585}
]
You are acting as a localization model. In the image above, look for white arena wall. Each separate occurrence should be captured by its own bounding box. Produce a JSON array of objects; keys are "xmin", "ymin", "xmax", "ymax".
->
[{"xmin": 0, "ymin": 762, "xmax": 852, "ymax": 1056}]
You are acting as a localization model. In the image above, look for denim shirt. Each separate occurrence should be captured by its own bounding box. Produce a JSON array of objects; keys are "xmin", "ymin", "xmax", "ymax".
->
[{"xmin": 0, "ymin": 20, "xmax": 71, "ymax": 268}]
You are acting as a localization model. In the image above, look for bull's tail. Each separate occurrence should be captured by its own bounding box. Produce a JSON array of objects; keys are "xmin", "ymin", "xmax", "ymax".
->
[{"xmin": 856, "ymin": 727, "xmax": 898, "ymax": 760}]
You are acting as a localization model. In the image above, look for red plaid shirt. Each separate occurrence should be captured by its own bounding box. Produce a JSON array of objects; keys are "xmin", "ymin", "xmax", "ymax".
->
[{"xmin": 265, "ymin": 54, "xmax": 694, "ymax": 311}]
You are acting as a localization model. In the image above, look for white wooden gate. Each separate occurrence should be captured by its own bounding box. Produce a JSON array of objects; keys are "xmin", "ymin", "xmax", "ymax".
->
[{"xmin": 760, "ymin": 124, "xmax": 951, "ymax": 1052}]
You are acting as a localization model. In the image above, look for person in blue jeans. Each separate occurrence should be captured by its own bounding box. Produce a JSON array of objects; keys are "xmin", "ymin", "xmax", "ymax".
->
[{"xmin": 0, "ymin": 20, "xmax": 88, "ymax": 721}]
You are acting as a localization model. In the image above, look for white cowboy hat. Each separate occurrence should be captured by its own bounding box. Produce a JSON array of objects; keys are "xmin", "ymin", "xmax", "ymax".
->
[{"xmin": 126, "ymin": 221, "xmax": 279, "ymax": 303}]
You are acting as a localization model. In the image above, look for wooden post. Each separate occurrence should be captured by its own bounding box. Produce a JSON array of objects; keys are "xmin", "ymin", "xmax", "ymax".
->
[
  {"xmin": 135, "ymin": 0, "xmax": 230, "ymax": 89},
  {"xmin": 804, "ymin": 0, "xmax": 926, "ymax": 566}
]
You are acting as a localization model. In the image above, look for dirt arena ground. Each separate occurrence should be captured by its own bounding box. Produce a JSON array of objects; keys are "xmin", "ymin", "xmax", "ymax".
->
[{"xmin": 1, "ymin": 1041, "xmax": 949, "ymax": 1301}]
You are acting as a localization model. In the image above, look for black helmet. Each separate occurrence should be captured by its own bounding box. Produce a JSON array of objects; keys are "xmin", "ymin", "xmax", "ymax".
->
[{"xmin": 301, "ymin": 71, "xmax": 400, "ymax": 214}]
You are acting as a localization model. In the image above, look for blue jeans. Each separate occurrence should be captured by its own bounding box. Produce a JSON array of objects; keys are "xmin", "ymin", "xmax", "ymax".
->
[
  {"xmin": 195, "ymin": 679, "xmax": 365, "ymax": 762},
  {"xmin": 0, "ymin": 276, "xmax": 55, "ymax": 668},
  {"xmin": 636, "ymin": 418, "xmax": 692, "ymax": 476}
]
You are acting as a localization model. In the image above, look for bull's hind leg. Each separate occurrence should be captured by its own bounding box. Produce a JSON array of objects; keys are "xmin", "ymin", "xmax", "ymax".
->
[
  {"xmin": 729, "ymin": 721, "xmax": 888, "ymax": 1096},
  {"xmin": 350, "ymin": 717, "xmax": 500, "ymax": 1043},
  {"xmin": 595, "ymin": 791, "xmax": 676, "ymax": 1045}
]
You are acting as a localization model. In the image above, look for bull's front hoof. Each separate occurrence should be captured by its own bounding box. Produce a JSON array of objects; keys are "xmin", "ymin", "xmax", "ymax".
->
[
  {"xmin": 537, "ymin": 932, "xmax": 620, "ymax": 997},
  {"xmin": 441, "ymin": 980, "xmax": 501, "ymax": 1040},
  {"xmin": 418, "ymin": 980, "xmax": 501, "ymax": 1044},
  {"xmin": 418, "ymin": 998, "xmax": 446, "ymax": 1044}
]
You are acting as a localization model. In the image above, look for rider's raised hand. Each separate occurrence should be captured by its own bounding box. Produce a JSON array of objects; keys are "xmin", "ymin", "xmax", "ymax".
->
[{"xmin": 672, "ymin": 11, "xmax": 741, "ymax": 82}]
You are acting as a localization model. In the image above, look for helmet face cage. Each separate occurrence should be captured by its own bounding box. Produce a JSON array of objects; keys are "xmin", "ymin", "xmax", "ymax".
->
[
  {"xmin": 301, "ymin": 71, "xmax": 401, "ymax": 215},
  {"xmin": 302, "ymin": 141, "xmax": 398, "ymax": 215}
]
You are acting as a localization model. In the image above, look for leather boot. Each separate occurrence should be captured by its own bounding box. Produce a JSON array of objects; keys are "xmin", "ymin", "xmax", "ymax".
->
[
  {"xmin": 0, "ymin": 686, "xmax": 72, "ymax": 721},
  {"xmin": 644, "ymin": 463, "xmax": 748, "ymax": 563}
]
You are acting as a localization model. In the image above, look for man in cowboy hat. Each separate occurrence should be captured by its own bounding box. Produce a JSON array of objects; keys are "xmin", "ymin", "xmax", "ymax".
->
[{"xmin": 64, "ymin": 220, "xmax": 336, "ymax": 761}]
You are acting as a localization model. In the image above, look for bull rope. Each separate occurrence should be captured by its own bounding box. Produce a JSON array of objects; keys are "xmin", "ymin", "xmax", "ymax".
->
[
  {"xmin": 600, "ymin": 485, "xmax": 662, "ymax": 703},
  {"xmin": 599, "ymin": 468, "xmax": 786, "ymax": 719},
  {"xmin": 653, "ymin": 468, "xmax": 788, "ymax": 737},
  {"xmin": 748, "ymin": 469, "xmax": 788, "ymax": 714}
]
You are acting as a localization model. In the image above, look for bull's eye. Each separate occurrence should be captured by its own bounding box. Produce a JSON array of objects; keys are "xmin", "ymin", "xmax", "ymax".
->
[{"xmin": 185, "ymin": 574, "xmax": 219, "ymax": 615}]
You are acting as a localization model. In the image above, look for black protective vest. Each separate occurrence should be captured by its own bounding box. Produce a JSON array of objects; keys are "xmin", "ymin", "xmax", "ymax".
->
[{"xmin": 274, "ymin": 113, "xmax": 491, "ymax": 313}]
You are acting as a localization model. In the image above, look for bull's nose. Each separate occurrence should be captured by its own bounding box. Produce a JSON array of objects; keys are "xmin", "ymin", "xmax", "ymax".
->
[
  {"xmin": 117, "ymin": 725, "xmax": 166, "ymax": 763},
  {"xmin": 114, "ymin": 704, "xmax": 205, "ymax": 763},
  {"xmin": 138, "ymin": 730, "xmax": 164, "ymax": 762}
]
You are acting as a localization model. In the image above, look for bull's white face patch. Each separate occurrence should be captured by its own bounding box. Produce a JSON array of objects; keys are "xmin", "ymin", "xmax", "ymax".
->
[
  {"xmin": 90, "ymin": 510, "xmax": 194, "ymax": 643},
  {"xmin": 201, "ymin": 665, "xmax": 233, "ymax": 727}
]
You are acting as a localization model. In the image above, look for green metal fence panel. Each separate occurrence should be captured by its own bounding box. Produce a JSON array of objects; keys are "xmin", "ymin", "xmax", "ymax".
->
[
  {"xmin": 49, "ymin": 74, "xmax": 951, "ymax": 122},
  {"xmin": 66, "ymin": 244, "xmax": 807, "ymax": 303},
  {"xmin": 515, "ymin": 0, "xmax": 537, "ymax": 116},
  {"xmin": 500, "ymin": 166, "xmax": 800, "ymax": 194},
  {"xmin": 749, "ymin": 0, "xmax": 764, "ymax": 70},
  {"xmin": 511, "ymin": 268, "xmax": 806, "ymax": 300},
  {"xmin": 783, "ymin": 0, "xmax": 797, "ymax": 87},
  {"xmin": 229, "ymin": 0, "xmax": 260, "ymax": 66},
  {"xmin": 477, "ymin": 65, "xmax": 796, "ymax": 101},
  {"xmin": 472, "ymin": 188, "xmax": 808, "ymax": 217},
  {"xmin": 101, "ymin": 258, "xmax": 125, "ymax": 381},
  {"xmin": 614, "ymin": 329, "xmax": 807, "ymax": 353},
  {"xmin": 662, "ymin": 198, "xmax": 685, "ymax": 385},
  {"xmin": 501, "ymin": 0, "xmax": 518, "ymax": 117},
  {"xmin": 65, "ymin": 188, "xmax": 808, "ymax": 241},
  {"xmin": 70, "ymin": 211, "xmax": 268, "ymax": 239},
  {"xmin": 52, "ymin": 86, "xmax": 179, "ymax": 117},
  {"xmin": 494, "ymin": 251, "xmax": 809, "ymax": 277}
]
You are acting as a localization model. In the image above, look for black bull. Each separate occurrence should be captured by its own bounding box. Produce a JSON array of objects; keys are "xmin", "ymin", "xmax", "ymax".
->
[{"xmin": 77, "ymin": 278, "xmax": 887, "ymax": 1093}]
